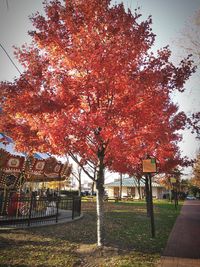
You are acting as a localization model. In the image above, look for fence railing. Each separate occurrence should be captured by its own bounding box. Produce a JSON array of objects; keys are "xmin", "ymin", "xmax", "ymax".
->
[{"xmin": 0, "ymin": 195, "xmax": 81, "ymax": 227}]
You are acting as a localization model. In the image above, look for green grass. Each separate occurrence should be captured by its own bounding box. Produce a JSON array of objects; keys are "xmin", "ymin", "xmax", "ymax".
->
[
  {"xmin": 105, "ymin": 200, "xmax": 181, "ymax": 253},
  {"xmin": 0, "ymin": 200, "xmax": 182, "ymax": 267}
]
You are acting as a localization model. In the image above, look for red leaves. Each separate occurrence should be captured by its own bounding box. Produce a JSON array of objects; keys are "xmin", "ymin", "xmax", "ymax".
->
[{"xmin": 0, "ymin": 0, "xmax": 197, "ymax": 174}]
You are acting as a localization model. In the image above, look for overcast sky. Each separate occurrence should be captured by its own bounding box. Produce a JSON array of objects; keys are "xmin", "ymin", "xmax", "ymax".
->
[{"xmin": 0, "ymin": 0, "xmax": 200, "ymax": 179}]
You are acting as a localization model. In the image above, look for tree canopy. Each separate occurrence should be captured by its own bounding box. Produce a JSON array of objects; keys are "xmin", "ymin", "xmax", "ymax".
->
[
  {"xmin": 0, "ymin": 0, "xmax": 196, "ymax": 168},
  {"xmin": 0, "ymin": 0, "xmax": 198, "ymax": 246}
]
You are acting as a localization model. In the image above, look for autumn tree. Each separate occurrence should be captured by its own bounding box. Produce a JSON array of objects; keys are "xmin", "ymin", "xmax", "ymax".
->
[
  {"xmin": 108, "ymin": 123, "xmax": 192, "ymax": 211},
  {"xmin": 0, "ymin": 0, "xmax": 197, "ymax": 246},
  {"xmin": 191, "ymin": 152, "xmax": 200, "ymax": 187}
]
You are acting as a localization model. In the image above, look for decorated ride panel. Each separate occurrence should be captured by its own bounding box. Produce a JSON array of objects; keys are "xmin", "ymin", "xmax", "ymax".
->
[
  {"xmin": 25, "ymin": 156, "xmax": 72, "ymax": 182},
  {"xmin": 0, "ymin": 149, "xmax": 26, "ymax": 190},
  {"xmin": 0, "ymin": 148, "xmax": 72, "ymax": 217},
  {"xmin": 0, "ymin": 149, "xmax": 72, "ymax": 187}
]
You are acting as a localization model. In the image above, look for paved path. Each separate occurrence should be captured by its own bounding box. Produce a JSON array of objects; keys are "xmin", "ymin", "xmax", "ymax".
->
[
  {"xmin": 0, "ymin": 210, "xmax": 83, "ymax": 229},
  {"xmin": 158, "ymin": 200, "xmax": 200, "ymax": 267}
]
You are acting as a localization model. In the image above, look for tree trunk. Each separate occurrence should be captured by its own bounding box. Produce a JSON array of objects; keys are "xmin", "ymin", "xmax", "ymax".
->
[
  {"xmin": 69, "ymin": 150, "xmax": 105, "ymax": 246},
  {"xmin": 78, "ymin": 178, "xmax": 81, "ymax": 196},
  {"xmin": 96, "ymin": 179, "xmax": 105, "ymax": 246},
  {"xmin": 137, "ymin": 178, "xmax": 141, "ymax": 199},
  {"xmin": 170, "ymin": 189, "xmax": 172, "ymax": 203},
  {"xmin": 78, "ymin": 167, "xmax": 82, "ymax": 197},
  {"xmin": 119, "ymin": 173, "xmax": 123, "ymax": 200},
  {"xmin": 91, "ymin": 181, "xmax": 95, "ymax": 195},
  {"xmin": 96, "ymin": 148, "xmax": 105, "ymax": 247}
]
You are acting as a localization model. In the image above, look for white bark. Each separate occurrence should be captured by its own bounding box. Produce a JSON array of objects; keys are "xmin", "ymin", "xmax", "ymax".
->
[
  {"xmin": 96, "ymin": 147, "xmax": 105, "ymax": 246},
  {"xmin": 96, "ymin": 183, "xmax": 104, "ymax": 246}
]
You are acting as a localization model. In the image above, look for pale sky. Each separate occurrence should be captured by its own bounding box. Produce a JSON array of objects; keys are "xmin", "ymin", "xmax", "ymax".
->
[{"xmin": 0, "ymin": 0, "xmax": 200, "ymax": 179}]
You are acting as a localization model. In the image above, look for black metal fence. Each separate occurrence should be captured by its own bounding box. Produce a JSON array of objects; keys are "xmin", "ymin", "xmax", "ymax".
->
[{"xmin": 0, "ymin": 195, "xmax": 81, "ymax": 227}]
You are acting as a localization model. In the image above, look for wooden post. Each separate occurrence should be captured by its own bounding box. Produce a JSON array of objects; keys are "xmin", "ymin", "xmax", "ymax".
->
[
  {"xmin": 142, "ymin": 157, "xmax": 157, "ymax": 238},
  {"xmin": 174, "ymin": 187, "xmax": 178, "ymax": 210},
  {"xmin": 148, "ymin": 174, "xmax": 155, "ymax": 238},
  {"xmin": 145, "ymin": 175, "xmax": 150, "ymax": 217}
]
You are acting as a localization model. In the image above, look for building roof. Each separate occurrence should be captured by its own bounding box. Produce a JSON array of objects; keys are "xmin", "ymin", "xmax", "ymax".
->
[{"xmin": 105, "ymin": 177, "xmax": 162, "ymax": 188}]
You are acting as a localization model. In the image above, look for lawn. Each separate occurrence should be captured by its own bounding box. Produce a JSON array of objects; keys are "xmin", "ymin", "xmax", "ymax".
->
[{"xmin": 0, "ymin": 200, "xmax": 182, "ymax": 267}]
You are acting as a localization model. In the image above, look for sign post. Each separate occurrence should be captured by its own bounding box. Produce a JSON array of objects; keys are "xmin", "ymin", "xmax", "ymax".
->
[
  {"xmin": 170, "ymin": 177, "xmax": 178, "ymax": 209},
  {"xmin": 142, "ymin": 157, "xmax": 157, "ymax": 238}
]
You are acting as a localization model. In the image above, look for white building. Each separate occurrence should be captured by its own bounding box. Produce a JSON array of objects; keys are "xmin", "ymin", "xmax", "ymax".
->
[{"xmin": 105, "ymin": 177, "xmax": 165, "ymax": 199}]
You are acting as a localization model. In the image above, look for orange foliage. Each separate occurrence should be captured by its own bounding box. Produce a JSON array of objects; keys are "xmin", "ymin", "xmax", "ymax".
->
[{"xmin": 0, "ymin": 0, "xmax": 196, "ymax": 175}]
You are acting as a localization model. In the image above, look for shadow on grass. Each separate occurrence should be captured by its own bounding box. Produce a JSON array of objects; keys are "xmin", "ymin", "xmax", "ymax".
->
[
  {"xmin": 0, "ymin": 201, "xmax": 181, "ymax": 253},
  {"xmin": 25, "ymin": 201, "xmax": 179, "ymax": 253},
  {"xmin": 0, "ymin": 201, "xmax": 181, "ymax": 267},
  {"xmin": 0, "ymin": 265, "xmax": 35, "ymax": 267}
]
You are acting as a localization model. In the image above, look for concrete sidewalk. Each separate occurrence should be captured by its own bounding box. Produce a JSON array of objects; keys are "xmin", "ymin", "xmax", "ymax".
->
[{"xmin": 158, "ymin": 200, "xmax": 200, "ymax": 267}]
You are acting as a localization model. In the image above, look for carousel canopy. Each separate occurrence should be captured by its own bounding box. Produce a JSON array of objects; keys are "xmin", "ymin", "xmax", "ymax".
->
[{"xmin": 0, "ymin": 135, "xmax": 72, "ymax": 189}]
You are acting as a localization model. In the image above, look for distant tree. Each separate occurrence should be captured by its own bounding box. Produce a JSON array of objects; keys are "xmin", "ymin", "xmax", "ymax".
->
[
  {"xmin": 71, "ymin": 165, "xmax": 82, "ymax": 196},
  {"xmin": 191, "ymin": 152, "xmax": 200, "ymax": 187},
  {"xmin": 180, "ymin": 9, "xmax": 200, "ymax": 66},
  {"xmin": 0, "ymin": 0, "xmax": 197, "ymax": 246}
]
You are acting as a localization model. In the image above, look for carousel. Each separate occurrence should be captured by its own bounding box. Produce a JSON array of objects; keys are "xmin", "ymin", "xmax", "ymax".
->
[{"xmin": 0, "ymin": 147, "xmax": 75, "ymax": 225}]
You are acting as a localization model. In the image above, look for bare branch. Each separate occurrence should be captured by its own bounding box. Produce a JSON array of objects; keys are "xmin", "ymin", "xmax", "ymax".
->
[{"xmin": 69, "ymin": 152, "xmax": 94, "ymax": 181}]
